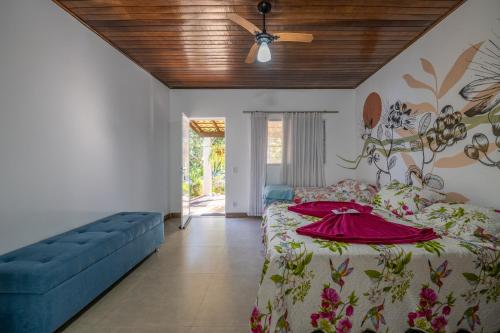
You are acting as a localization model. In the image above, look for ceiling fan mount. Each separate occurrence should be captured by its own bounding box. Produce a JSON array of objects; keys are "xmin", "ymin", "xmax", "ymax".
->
[
  {"xmin": 255, "ymin": 32, "xmax": 276, "ymax": 45},
  {"xmin": 255, "ymin": 1, "xmax": 275, "ymax": 42},
  {"xmin": 257, "ymin": 1, "xmax": 272, "ymax": 15},
  {"xmin": 228, "ymin": 1, "xmax": 314, "ymax": 64}
]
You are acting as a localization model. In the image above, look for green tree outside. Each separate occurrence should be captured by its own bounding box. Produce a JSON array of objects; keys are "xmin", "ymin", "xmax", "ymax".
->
[{"xmin": 189, "ymin": 129, "xmax": 225, "ymax": 197}]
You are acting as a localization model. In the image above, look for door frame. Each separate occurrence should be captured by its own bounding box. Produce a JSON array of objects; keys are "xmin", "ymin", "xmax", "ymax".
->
[
  {"xmin": 187, "ymin": 116, "xmax": 226, "ymax": 217},
  {"xmin": 180, "ymin": 113, "xmax": 192, "ymax": 229}
]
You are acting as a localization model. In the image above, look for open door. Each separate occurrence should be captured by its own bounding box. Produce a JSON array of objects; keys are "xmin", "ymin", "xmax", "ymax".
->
[
  {"xmin": 188, "ymin": 118, "xmax": 226, "ymax": 216},
  {"xmin": 180, "ymin": 113, "xmax": 191, "ymax": 229}
]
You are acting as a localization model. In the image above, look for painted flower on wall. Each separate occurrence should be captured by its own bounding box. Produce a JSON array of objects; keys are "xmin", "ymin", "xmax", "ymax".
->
[
  {"xmin": 463, "ymin": 130, "xmax": 500, "ymax": 168},
  {"xmin": 383, "ymin": 101, "xmax": 415, "ymax": 130},
  {"xmin": 460, "ymin": 38, "xmax": 500, "ymax": 167},
  {"xmin": 366, "ymin": 144, "xmax": 380, "ymax": 165},
  {"xmin": 425, "ymin": 105, "xmax": 467, "ymax": 153},
  {"xmin": 339, "ymin": 37, "xmax": 499, "ymax": 199},
  {"xmin": 460, "ymin": 39, "xmax": 499, "ymax": 118},
  {"xmin": 463, "ymin": 133, "xmax": 500, "ymax": 168}
]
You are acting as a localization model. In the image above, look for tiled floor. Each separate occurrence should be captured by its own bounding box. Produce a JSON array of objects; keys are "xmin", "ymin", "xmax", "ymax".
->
[{"xmin": 61, "ymin": 216, "xmax": 263, "ymax": 333}]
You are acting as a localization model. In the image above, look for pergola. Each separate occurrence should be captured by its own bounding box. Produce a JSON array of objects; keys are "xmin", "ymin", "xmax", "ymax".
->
[{"xmin": 190, "ymin": 120, "xmax": 225, "ymax": 138}]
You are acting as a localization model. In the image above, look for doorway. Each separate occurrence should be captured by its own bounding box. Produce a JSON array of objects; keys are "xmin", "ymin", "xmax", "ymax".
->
[{"xmin": 188, "ymin": 118, "xmax": 225, "ymax": 216}]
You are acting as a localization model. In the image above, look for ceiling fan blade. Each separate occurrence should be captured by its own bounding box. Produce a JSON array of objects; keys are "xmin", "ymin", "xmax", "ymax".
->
[
  {"xmin": 275, "ymin": 33, "xmax": 314, "ymax": 43},
  {"xmin": 227, "ymin": 13, "xmax": 262, "ymax": 35},
  {"xmin": 245, "ymin": 43, "xmax": 259, "ymax": 64}
]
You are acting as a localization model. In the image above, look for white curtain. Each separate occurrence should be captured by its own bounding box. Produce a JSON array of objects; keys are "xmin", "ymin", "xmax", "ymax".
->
[
  {"xmin": 248, "ymin": 112, "xmax": 268, "ymax": 216},
  {"xmin": 282, "ymin": 112, "xmax": 325, "ymax": 187}
]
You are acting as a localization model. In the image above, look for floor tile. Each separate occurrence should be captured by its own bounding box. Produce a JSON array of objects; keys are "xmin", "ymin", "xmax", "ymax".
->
[
  {"xmin": 61, "ymin": 217, "xmax": 261, "ymax": 332},
  {"xmin": 189, "ymin": 326, "xmax": 249, "ymax": 333},
  {"xmin": 193, "ymin": 274, "xmax": 259, "ymax": 327}
]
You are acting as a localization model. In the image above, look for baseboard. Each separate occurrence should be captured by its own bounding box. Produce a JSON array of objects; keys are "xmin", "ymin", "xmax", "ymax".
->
[
  {"xmin": 164, "ymin": 212, "xmax": 253, "ymax": 220},
  {"xmin": 164, "ymin": 212, "xmax": 180, "ymax": 221}
]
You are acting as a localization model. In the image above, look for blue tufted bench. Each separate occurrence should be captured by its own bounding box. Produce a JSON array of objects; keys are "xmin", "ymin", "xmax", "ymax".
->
[{"xmin": 0, "ymin": 212, "xmax": 164, "ymax": 333}]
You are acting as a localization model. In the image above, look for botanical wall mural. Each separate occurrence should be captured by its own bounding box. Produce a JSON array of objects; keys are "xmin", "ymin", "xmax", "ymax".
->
[{"xmin": 340, "ymin": 36, "xmax": 499, "ymax": 198}]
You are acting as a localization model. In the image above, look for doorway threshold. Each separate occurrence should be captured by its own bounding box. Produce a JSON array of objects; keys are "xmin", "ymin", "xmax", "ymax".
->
[{"xmin": 189, "ymin": 194, "xmax": 225, "ymax": 216}]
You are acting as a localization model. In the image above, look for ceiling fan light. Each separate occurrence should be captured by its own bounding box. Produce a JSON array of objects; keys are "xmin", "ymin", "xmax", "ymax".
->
[{"xmin": 257, "ymin": 41, "xmax": 271, "ymax": 62}]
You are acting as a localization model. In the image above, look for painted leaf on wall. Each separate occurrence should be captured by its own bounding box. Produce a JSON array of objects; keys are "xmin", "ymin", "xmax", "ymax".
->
[
  {"xmin": 376, "ymin": 169, "xmax": 382, "ymax": 187},
  {"xmin": 460, "ymin": 81, "xmax": 500, "ymax": 115},
  {"xmin": 407, "ymin": 102, "xmax": 437, "ymax": 114},
  {"xmin": 402, "ymin": 74, "xmax": 436, "ymax": 94},
  {"xmin": 363, "ymin": 92, "xmax": 383, "ymax": 128},
  {"xmin": 376, "ymin": 125, "xmax": 383, "ymax": 140},
  {"xmin": 400, "ymin": 152, "xmax": 417, "ymax": 169},
  {"xmin": 385, "ymin": 128, "xmax": 393, "ymax": 141},
  {"xmin": 437, "ymin": 42, "xmax": 484, "ymax": 98},
  {"xmin": 444, "ymin": 192, "xmax": 469, "ymax": 203},
  {"xmin": 395, "ymin": 128, "xmax": 407, "ymax": 139},
  {"xmin": 388, "ymin": 156, "xmax": 397, "ymax": 170},
  {"xmin": 420, "ymin": 58, "xmax": 437, "ymax": 78},
  {"xmin": 434, "ymin": 152, "xmax": 472, "ymax": 168},
  {"xmin": 434, "ymin": 143, "xmax": 496, "ymax": 168},
  {"xmin": 418, "ymin": 113, "xmax": 432, "ymax": 135}
]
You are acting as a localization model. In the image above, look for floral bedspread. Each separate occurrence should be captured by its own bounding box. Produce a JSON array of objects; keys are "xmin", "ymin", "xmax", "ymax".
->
[{"xmin": 251, "ymin": 203, "xmax": 500, "ymax": 333}]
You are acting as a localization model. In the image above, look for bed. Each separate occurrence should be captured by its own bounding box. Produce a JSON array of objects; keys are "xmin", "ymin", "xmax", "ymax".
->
[{"xmin": 252, "ymin": 197, "xmax": 500, "ymax": 332}]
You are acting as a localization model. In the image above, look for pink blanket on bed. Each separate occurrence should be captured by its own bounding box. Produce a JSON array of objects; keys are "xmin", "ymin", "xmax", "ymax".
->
[{"xmin": 289, "ymin": 201, "xmax": 438, "ymax": 244}]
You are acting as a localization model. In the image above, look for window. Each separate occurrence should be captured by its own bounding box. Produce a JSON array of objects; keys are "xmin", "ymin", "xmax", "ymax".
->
[{"xmin": 267, "ymin": 120, "xmax": 283, "ymax": 164}]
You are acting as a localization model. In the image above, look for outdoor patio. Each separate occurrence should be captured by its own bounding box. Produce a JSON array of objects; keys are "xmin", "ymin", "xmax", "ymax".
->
[{"xmin": 189, "ymin": 194, "xmax": 225, "ymax": 216}]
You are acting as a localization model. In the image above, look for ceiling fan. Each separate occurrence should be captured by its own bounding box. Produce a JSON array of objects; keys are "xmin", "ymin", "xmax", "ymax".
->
[{"xmin": 228, "ymin": 1, "xmax": 314, "ymax": 64}]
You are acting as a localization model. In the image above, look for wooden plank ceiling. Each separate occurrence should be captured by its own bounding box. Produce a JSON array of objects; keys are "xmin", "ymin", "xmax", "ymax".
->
[{"xmin": 54, "ymin": 0, "xmax": 464, "ymax": 89}]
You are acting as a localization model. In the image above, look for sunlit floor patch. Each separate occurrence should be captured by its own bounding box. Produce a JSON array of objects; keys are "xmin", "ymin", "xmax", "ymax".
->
[{"xmin": 190, "ymin": 194, "xmax": 225, "ymax": 216}]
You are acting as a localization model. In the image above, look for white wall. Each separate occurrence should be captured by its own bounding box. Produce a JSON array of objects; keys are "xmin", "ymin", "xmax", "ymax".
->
[
  {"xmin": 169, "ymin": 89, "xmax": 356, "ymax": 213},
  {"xmin": 0, "ymin": 0, "xmax": 170, "ymax": 255},
  {"xmin": 353, "ymin": 0, "xmax": 500, "ymax": 207}
]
